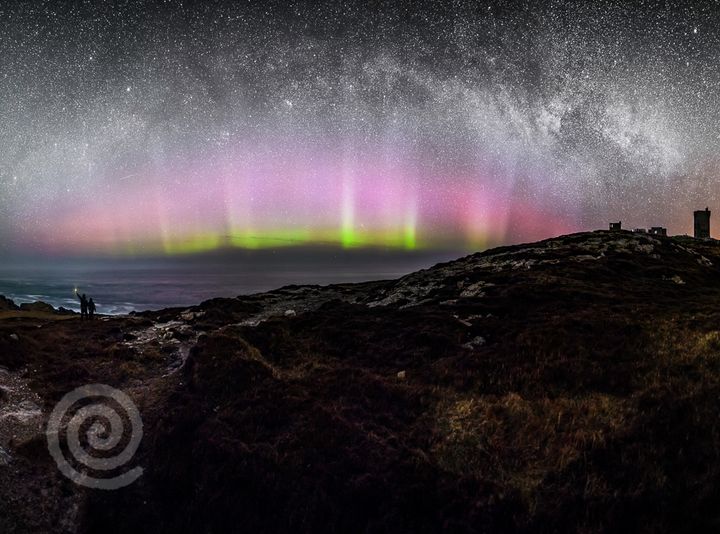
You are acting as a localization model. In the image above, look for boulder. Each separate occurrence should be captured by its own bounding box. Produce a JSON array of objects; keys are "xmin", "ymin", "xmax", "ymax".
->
[
  {"xmin": 0, "ymin": 296, "xmax": 18, "ymax": 311},
  {"xmin": 462, "ymin": 336, "xmax": 486, "ymax": 350},
  {"xmin": 19, "ymin": 301, "xmax": 55, "ymax": 313}
]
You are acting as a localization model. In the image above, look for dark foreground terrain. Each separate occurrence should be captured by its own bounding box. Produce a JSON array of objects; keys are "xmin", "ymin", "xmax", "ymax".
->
[{"xmin": 3, "ymin": 230, "xmax": 720, "ymax": 533}]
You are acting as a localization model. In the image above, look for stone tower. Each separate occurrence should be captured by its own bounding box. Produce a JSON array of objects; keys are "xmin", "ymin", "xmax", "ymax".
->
[{"xmin": 694, "ymin": 207, "xmax": 711, "ymax": 239}]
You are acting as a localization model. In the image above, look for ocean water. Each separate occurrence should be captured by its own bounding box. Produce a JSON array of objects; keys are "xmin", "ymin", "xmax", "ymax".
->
[{"xmin": 0, "ymin": 249, "xmax": 461, "ymax": 315}]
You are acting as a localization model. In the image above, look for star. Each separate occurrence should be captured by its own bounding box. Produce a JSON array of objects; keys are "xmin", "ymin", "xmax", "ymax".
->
[{"xmin": 0, "ymin": 1, "xmax": 718, "ymax": 253}]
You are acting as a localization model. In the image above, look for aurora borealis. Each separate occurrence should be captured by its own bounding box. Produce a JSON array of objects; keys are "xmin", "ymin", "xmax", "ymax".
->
[
  {"xmin": 28, "ymin": 143, "xmax": 575, "ymax": 254},
  {"xmin": 2, "ymin": 1, "xmax": 720, "ymax": 256}
]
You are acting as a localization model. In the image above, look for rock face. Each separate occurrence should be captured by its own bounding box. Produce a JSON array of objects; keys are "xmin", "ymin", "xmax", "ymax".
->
[
  {"xmin": 6, "ymin": 230, "xmax": 720, "ymax": 533},
  {"xmin": 0, "ymin": 296, "xmax": 18, "ymax": 311},
  {"xmin": 18, "ymin": 301, "xmax": 55, "ymax": 313}
]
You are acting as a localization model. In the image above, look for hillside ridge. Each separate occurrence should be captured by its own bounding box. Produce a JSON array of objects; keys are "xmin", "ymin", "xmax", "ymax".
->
[{"xmin": 3, "ymin": 230, "xmax": 720, "ymax": 532}]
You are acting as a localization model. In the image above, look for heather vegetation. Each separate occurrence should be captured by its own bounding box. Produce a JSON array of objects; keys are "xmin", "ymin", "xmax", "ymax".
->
[{"xmin": 3, "ymin": 231, "xmax": 720, "ymax": 532}]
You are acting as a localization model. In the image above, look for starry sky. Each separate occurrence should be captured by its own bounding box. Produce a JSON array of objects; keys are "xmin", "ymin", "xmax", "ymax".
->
[{"xmin": 2, "ymin": 0, "xmax": 720, "ymax": 256}]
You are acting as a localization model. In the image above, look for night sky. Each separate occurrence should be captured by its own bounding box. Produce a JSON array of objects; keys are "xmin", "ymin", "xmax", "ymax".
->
[{"xmin": 2, "ymin": 0, "xmax": 720, "ymax": 256}]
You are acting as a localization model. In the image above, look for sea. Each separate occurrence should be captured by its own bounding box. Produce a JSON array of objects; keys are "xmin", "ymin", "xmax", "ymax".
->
[{"xmin": 0, "ymin": 248, "xmax": 461, "ymax": 315}]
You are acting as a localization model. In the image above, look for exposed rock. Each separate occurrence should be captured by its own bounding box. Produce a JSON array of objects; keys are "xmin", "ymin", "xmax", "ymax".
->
[
  {"xmin": 5, "ymin": 230, "xmax": 720, "ymax": 532},
  {"xmin": 462, "ymin": 336, "xmax": 486, "ymax": 349},
  {"xmin": 459, "ymin": 280, "xmax": 494, "ymax": 298},
  {"xmin": 19, "ymin": 301, "xmax": 55, "ymax": 313},
  {"xmin": 367, "ymin": 280, "xmax": 442, "ymax": 307},
  {"xmin": 0, "ymin": 296, "xmax": 18, "ymax": 311},
  {"xmin": 698, "ymin": 255, "xmax": 713, "ymax": 267},
  {"xmin": 180, "ymin": 310, "xmax": 206, "ymax": 321}
]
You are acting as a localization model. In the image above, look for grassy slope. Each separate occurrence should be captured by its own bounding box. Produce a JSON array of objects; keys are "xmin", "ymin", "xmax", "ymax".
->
[{"xmin": 4, "ymin": 231, "xmax": 720, "ymax": 532}]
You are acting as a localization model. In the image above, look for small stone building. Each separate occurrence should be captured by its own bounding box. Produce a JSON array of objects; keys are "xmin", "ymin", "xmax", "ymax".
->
[
  {"xmin": 648, "ymin": 227, "xmax": 667, "ymax": 236},
  {"xmin": 694, "ymin": 207, "xmax": 711, "ymax": 239}
]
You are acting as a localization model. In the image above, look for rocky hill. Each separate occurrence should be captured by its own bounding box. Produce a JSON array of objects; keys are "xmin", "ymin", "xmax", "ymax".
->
[
  {"xmin": 0, "ymin": 296, "xmax": 19, "ymax": 312},
  {"xmin": 3, "ymin": 230, "xmax": 720, "ymax": 532}
]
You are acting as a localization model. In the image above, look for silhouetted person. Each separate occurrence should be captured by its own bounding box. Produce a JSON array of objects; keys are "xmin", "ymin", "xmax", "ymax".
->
[
  {"xmin": 77, "ymin": 292, "xmax": 88, "ymax": 320},
  {"xmin": 88, "ymin": 298, "xmax": 96, "ymax": 320}
]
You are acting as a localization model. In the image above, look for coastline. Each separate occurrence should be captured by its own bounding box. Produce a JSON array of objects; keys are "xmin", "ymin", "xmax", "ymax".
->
[{"xmin": 4, "ymin": 231, "xmax": 720, "ymax": 531}]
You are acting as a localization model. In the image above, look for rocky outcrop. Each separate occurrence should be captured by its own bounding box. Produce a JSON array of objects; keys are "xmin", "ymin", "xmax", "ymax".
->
[
  {"xmin": 0, "ymin": 297, "xmax": 70, "ymax": 316},
  {"xmin": 4, "ymin": 230, "xmax": 720, "ymax": 533},
  {"xmin": 18, "ymin": 301, "xmax": 55, "ymax": 313},
  {"xmin": 0, "ymin": 296, "xmax": 18, "ymax": 311}
]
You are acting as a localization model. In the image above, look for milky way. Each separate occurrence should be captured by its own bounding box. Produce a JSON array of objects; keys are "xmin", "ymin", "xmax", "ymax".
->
[{"xmin": 2, "ymin": 1, "xmax": 720, "ymax": 255}]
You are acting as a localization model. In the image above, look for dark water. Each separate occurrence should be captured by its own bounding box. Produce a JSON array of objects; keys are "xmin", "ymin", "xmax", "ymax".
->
[{"xmin": 0, "ymin": 249, "xmax": 461, "ymax": 315}]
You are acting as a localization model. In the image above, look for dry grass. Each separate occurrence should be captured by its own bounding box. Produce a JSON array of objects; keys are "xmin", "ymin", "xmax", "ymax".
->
[
  {"xmin": 434, "ymin": 393, "xmax": 631, "ymax": 498},
  {"xmin": 10, "ymin": 231, "xmax": 720, "ymax": 532}
]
